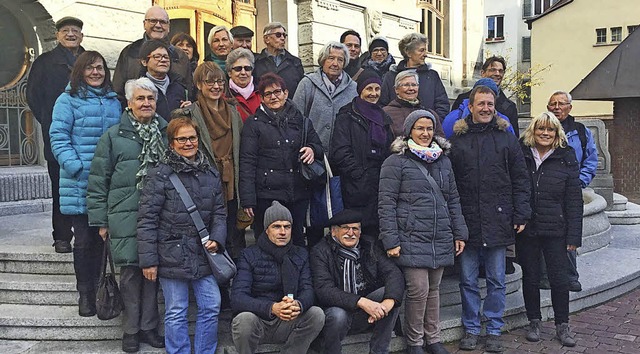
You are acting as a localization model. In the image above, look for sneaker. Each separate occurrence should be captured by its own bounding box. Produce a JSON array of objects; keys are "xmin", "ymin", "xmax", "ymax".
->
[
  {"xmin": 425, "ymin": 342, "xmax": 450, "ymax": 354},
  {"xmin": 485, "ymin": 334, "xmax": 504, "ymax": 353},
  {"xmin": 569, "ymin": 280, "xmax": 582, "ymax": 292},
  {"xmin": 53, "ymin": 240, "xmax": 72, "ymax": 253},
  {"xmin": 525, "ymin": 319, "xmax": 541, "ymax": 342},
  {"xmin": 556, "ymin": 323, "xmax": 577, "ymax": 347},
  {"xmin": 122, "ymin": 332, "xmax": 140, "ymax": 353},
  {"xmin": 458, "ymin": 333, "xmax": 478, "ymax": 351}
]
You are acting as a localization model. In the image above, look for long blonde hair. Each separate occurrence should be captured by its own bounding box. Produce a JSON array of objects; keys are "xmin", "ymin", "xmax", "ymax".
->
[{"xmin": 521, "ymin": 111, "xmax": 567, "ymax": 149}]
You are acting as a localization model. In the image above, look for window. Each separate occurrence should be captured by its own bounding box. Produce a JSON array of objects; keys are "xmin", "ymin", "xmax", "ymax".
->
[
  {"xmin": 486, "ymin": 15, "xmax": 504, "ymax": 41},
  {"xmin": 522, "ymin": 37, "xmax": 531, "ymax": 62},
  {"xmin": 611, "ymin": 27, "xmax": 622, "ymax": 42},
  {"xmin": 524, "ymin": 0, "xmax": 558, "ymax": 17},
  {"xmin": 420, "ymin": 2, "xmax": 445, "ymax": 56},
  {"xmin": 596, "ymin": 28, "xmax": 607, "ymax": 44},
  {"xmin": 629, "ymin": 25, "xmax": 639, "ymax": 36}
]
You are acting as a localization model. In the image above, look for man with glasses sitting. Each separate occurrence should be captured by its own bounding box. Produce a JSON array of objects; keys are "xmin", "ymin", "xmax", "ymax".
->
[
  {"xmin": 310, "ymin": 209, "xmax": 404, "ymax": 354},
  {"xmin": 253, "ymin": 22, "xmax": 305, "ymax": 96},
  {"xmin": 113, "ymin": 5, "xmax": 192, "ymax": 105}
]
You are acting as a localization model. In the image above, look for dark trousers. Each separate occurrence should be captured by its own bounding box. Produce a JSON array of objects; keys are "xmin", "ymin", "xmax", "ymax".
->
[
  {"xmin": 47, "ymin": 160, "xmax": 74, "ymax": 242},
  {"xmin": 516, "ymin": 235, "xmax": 570, "ymax": 324},
  {"xmin": 321, "ymin": 287, "xmax": 399, "ymax": 354},
  {"xmin": 226, "ymin": 198, "xmax": 247, "ymax": 260},
  {"xmin": 70, "ymin": 214, "xmax": 103, "ymax": 293},
  {"xmin": 540, "ymin": 250, "xmax": 579, "ymax": 283},
  {"xmin": 119, "ymin": 266, "xmax": 160, "ymax": 335},
  {"xmin": 254, "ymin": 198, "xmax": 309, "ymax": 247}
]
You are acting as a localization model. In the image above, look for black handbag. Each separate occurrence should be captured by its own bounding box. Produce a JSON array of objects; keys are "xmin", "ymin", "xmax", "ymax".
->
[
  {"xmin": 299, "ymin": 115, "xmax": 326, "ymax": 183},
  {"xmin": 168, "ymin": 173, "xmax": 237, "ymax": 284},
  {"xmin": 96, "ymin": 237, "xmax": 124, "ymax": 320}
]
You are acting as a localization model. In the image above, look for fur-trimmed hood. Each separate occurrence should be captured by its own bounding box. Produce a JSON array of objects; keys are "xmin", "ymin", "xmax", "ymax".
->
[
  {"xmin": 390, "ymin": 135, "xmax": 451, "ymax": 155},
  {"xmin": 452, "ymin": 115, "xmax": 511, "ymax": 136}
]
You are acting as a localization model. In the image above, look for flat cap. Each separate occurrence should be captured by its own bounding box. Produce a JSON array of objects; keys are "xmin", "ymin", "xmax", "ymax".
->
[
  {"xmin": 328, "ymin": 209, "xmax": 362, "ymax": 226},
  {"xmin": 55, "ymin": 16, "xmax": 83, "ymax": 30},
  {"xmin": 230, "ymin": 25, "xmax": 254, "ymax": 38}
]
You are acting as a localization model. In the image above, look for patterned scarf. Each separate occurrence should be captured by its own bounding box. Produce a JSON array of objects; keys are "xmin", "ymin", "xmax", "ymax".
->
[
  {"xmin": 332, "ymin": 236, "xmax": 363, "ymax": 294},
  {"xmin": 408, "ymin": 138, "xmax": 443, "ymax": 164},
  {"xmin": 128, "ymin": 110, "xmax": 165, "ymax": 189}
]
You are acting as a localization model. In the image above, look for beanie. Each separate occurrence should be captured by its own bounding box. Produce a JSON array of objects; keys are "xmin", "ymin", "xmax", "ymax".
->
[
  {"xmin": 263, "ymin": 201, "xmax": 293, "ymax": 228},
  {"xmin": 474, "ymin": 78, "xmax": 499, "ymax": 95},
  {"xmin": 368, "ymin": 37, "xmax": 389, "ymax": 53},
  {"xmin": 356, "ymin": 69, "xmax": 382, "ymax": 95},
  {"xmin": 403, "ymin": 109, "xmax": 436, "ymax": 137}
]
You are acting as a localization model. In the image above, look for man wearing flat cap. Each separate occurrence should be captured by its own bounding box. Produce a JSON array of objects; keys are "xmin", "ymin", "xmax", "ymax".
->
[
  {"xmin": 231, "ymin": 201, "xmax": 325, "ymax": 354},
  {"xmin": 26, "ymin": 16, "xmax": 85, "ymax": 254},
  {"xmin": 310, "ymin": 209, "xmax": 404, "ymax": 354},
  {"xmin": 231, "ymin": 25, "xmax": 254, "ymax": 50}
]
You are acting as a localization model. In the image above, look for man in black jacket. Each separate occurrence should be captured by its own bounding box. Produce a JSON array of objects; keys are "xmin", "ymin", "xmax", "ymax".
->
[
  {"xmin": 310, "ymin": 209, "xmax": 404, "ymax": 354},
  {"xmin": 26, "ymin": 16, "xmax": 84, "ymax": 253}
]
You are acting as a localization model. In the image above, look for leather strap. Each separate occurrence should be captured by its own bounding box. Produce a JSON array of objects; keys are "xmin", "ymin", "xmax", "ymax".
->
[{"xmin": 168, "ymin": 173, "xmax": 211, "ymax": 243}]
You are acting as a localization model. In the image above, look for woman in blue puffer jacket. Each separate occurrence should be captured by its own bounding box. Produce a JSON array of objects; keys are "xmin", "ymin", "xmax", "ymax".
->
[{"xmin": 50, "ymin": 51, "xmax": 121, "ymax": 317}]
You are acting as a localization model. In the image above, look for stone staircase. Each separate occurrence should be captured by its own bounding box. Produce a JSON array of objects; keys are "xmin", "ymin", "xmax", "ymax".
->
[
  {"xmin": 606, "ymin": 193, "xmax": 640, "ymax": 225},
  {"xmin": 0, "ymin": 166, "xmax": 52, "ymax": 217}
]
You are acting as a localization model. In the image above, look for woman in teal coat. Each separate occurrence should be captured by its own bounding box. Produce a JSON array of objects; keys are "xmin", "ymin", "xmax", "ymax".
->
[{"xmin": 49, "ymin": 51, "xmax": 121, "ymax": 317}]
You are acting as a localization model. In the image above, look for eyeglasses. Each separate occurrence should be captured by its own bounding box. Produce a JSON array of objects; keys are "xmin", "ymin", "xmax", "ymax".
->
[
  {"xmin": 547, "ymin": 102, "xmax": 571, "ymax": 108},
  {"xmin": 339, "ymin": 225, "xmax": 361, "ymax": 233},
  {"xmin": 262, "ymin": 89, "xmax": 283, "ymax": 98},
  {"xmin": 372, "ymin": 48, "xmax": 388, "ymax": 53},
  {"xmin": 398, "ymin": 83, "xmax": 418, "ymax": 88},
  {"xmin": 145, "ymin": 18, "xmax": 169, "ymax": 26},
  {"xmin": 268, "ymin": 32, "xmax": 287, "ymax": 38},
  {"xmin": 149, "ymin": 54, "xmax": 170, "ymax": 61},
  {"xmin": 231, "ymin": 65, "xmax": 253, "ymax": 72},
  {"xmin": 535, "ymin": 126, "xmax": 556, "ymax": 133},
  {"xmin": 204, "ymin": 79, "xmax": 225, "ymax": 87},
  {"xmin": 486, "ymin": 68, "xmax": 505, "ymax": 74},
  {"xmin": 85, "ymin": 65, "xmax": 105, "ymax": 72},
  {"xmin": 173, "ymin": 136, "xmax": 198, "ymax": 144},
  {"xmin": 412, "ymin": 126, "xmax": 434, "ymax": 133}
]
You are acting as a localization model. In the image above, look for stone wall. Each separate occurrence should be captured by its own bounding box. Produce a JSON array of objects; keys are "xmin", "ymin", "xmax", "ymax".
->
[{"xmin": 606, "ymin": 98, "xmax": 640, "ymax": 195}]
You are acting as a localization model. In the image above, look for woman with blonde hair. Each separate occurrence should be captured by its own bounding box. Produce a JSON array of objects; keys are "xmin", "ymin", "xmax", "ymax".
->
[{"xmin": 518, "ymin": 112, "xmax": 583, "ymax": 347}]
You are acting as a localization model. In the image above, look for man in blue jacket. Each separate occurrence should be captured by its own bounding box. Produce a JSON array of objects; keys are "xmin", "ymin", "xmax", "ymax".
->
[
  {"xmin": 26, "ymin": 16, "xmax": 85, "ymax": 254},
  {"xmin": 542, "ymin": 91, "xmax": 597, "ymax": 292},
  {"xmin": 231, "ymin": 201, "xmax": 325, "ymax": 354}
]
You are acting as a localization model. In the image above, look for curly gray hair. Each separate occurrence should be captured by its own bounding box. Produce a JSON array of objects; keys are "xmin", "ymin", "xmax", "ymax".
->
[
  {"xmin": 317, "ymin": 41, "xmax": 350, "ymax": 68},
  {"xmin": 398, "ymin": 32, "xmax": 427, "ymax": 59}
]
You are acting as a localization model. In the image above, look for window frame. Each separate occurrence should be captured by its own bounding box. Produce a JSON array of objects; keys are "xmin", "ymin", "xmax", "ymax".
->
[
  {"xmin": 486, "ymin": 15, "xmax": 505, "ymax": 42},
  {"xmin": 421, "ymin": 1, "xmax": 446, "ymax": 57},
  {"xmin": 611, "ymin": 27, "xmax": 623, "ymax": 42},
  {"xmin": 522, "ymin": 36, "xmax": 531, "ymax": 62},
  {"xmin": 595, "ymin": 28, "xmax": 607, "ymax": 44}
]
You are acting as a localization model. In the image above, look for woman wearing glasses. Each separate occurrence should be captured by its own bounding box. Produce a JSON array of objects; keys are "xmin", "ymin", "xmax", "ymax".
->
[
  {"xmin": 138, "ymin": 40, "xmax": 190, "ymax": 121},
  {"xmin": 226, "ymin": 48, "xmax": 260, "ymax": 122},
  {"xmin": 239, "ymin": 72, "xmax": 324, "ymax": 247},
  {"xmin": 138, "ymin": 117, "xmax": 227, "ymax": 354},
  {"xmin": 378, "ymin": 110, "xmax": 468, "ymax": 354}
]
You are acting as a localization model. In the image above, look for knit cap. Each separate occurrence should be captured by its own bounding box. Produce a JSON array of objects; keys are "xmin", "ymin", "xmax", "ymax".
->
[
  {"xmin": 264, "ymin": 201, "xmax": 293, "ymax": 228},
  {"xmin": 474, "ymin": 78, "xmax": 499, "ymax": 95},
  {"xmin": 403, "ymin": 109, "xmax": 436, "ymax": 137},
  {"xmin": 356, "ymin": 69, "xmax": 382, "ymax": 95},
  {"xmin": 368, "ymin": 36, "xmax": 389, "ymax": 53}
]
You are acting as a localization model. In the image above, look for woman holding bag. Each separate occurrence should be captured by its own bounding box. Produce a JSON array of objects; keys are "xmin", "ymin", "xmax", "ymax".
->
[
  {"xmin": 378, "ymin": 110, "xmax": 468, "ymax": 354},
  {"xmin": 137, "ymin": 117, "xmax": 227, "ymax": 354}
]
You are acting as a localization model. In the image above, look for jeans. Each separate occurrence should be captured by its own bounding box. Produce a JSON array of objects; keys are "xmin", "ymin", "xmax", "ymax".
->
[
  {"xmin": 517, "ymin": 236, "xmax": 570, "ymax": 324},
  {"xmin": 119, "ymin": 266, "xmax": 160, "ymax": 335},
  {"xmin": 232, "ymin": 306, "xmax": 325, "ymax": 354},
  {"xmin": 70, "ymin": 214, "xmax": 102, "ymax": 293},
  {"xmin": 459, "ymin": 245, "xmax": 506, "ymax": 336},
  {"xmin": 160, "ymin": 275, "xmax": 221, "ymax": 354},
  {"xmin": 47, "ymin": 160, "xmax": 74, "ymax": 243},
  {"xmin": 404, "ymin": 267, "xmax": 445, "ymax": 346},
  {"xmin": 321, "ymin": 287, "xmax": 399, "ymax": 354},
  {"xmin": 254, "ymin": 198, "xmax": 309, "ymax": 247}
]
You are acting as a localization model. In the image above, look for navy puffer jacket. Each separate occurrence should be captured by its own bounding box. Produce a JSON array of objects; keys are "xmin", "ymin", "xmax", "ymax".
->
[
  {"xmin": 378, "ymin": 136, "xmax": 468, "ymax": 269},
  {"xmin": 521, "ymin": 144, "xmax": 583, "ymax": 247},
  {"xmin": 137, "ymin": 151, "xmax": 227, "ymax": 280}
]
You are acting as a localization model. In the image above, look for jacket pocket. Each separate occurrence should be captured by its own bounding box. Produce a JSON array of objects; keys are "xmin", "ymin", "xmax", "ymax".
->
[{"xmin": 157, "ymin": 239, "xmax": 185, "ymax": 268}]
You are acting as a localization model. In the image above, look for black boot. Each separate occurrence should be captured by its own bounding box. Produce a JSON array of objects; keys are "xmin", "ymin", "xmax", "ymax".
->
[
  {"xmin": 78, "ymin": 291, "xmax": 96, "ymax": 317},
  {"xmin": 140, "ymin": 328, "xmax": 165, "ymax": 348},
  {"xmin": 122, "ymin": 332, "xmax": 140, "ymax": 353}
]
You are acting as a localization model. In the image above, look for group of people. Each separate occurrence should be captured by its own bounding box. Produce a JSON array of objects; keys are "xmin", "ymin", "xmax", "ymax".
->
[{"xmin": 26, "ymin": 5, "xmax": 599, "ymax": 354}]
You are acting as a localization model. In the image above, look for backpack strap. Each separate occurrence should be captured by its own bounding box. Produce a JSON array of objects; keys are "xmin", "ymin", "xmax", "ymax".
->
[{"xmin": 575, "ymin": 122, "xmax": 588, "ymax": 164}]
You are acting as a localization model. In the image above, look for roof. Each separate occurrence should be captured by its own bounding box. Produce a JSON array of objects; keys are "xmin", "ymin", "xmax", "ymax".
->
[
  {"xmin": 526, "ymin": 0, "xmax": 573, "ymax": 29},
  {"xmin": 571, "ymin": 28, "xmax": 640, "ymax": 100}
]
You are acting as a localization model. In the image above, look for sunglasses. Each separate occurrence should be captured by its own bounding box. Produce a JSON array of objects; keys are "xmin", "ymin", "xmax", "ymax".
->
[
  {"xmin": 231, "ymin": 65, "xmax": 253, "ymax": 72},
  {"xmin": 269, "ymin": 32, "xmax": 287, "ymax": 38}
]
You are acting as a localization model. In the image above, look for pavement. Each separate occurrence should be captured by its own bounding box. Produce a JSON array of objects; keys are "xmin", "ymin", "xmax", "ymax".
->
[{"xmin": 441, "ymin": 287, "xmax": 640, "ymax": 353}]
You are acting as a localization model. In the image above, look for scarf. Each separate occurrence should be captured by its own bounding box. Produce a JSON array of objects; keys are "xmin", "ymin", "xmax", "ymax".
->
[
  {"xmin": 128, "ymin": 110, "xmax": 165, "ymax": 189},
  {"xmin": 321, "ymin": 71, "xmax": 343, "ymax": 95},
  {"xmin": 229, "ymin": 76, "xmax": 255, "ymax": 100},
  {"xmin": 208, "ymin": 53, "xmax": 227, "ymax": 72},
  {"xmin": 367, "ymin": 54, "xmax": 395, "ymax": 77},
  {"xmin": 354, "ymin": 97, "xmax": 386, "ymax": 146},
  {"xmin": 408, "ymin": 138, "xmax": 443, "ymax": 163},
  {"xmin": 331, "ymin": 237, "xmax": 363, "ymax": 294},
  {"xmin": 197, "ymin": 93, "xmax": 234, "ymax": 201},
  {"xmin": 397, "ymin": 97, "xmax": 421, "ymax": 107},
  {"xmin": 145, "ymin": 72, "xmax": 169, "ymax": 96},
  {"xmin": 162, "ymin": 148, "xmax": 210, "ymax": 173},
  {"xmin": 257, "ymin": 233, "xmax": 298, "ymax": 297}
]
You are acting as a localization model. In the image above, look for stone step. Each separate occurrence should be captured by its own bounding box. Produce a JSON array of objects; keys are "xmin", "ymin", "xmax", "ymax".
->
[
  {"xmin": 611, "ymin": 193, "xmax": 629, "ymax": 211},
  {"xmin": 0, "ymin": 246, "xmax": 74, "ymax": 275},
  {"xmin": 606, "ymin": 201, "xmax": 640, "ymax": 225},
  {"xmin": 0, "ymin": 166, "xmax": 51, "ymax": 202},
  {"xmin": 0, "ymin": 199, "xmax": 52, "ymax": 217},
  {"xmin": 0, "ymin": 273, "xmax": 77, "ymax": 305}
]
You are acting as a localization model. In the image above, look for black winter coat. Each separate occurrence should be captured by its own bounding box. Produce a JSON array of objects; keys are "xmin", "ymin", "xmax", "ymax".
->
[
  {"xmin": 310, "ymin": 236, "xmax": 404, "ymax": 310},
  {"xmin": 154, "ymin": 73, "xmax": 188, "ymax": 122},
  {"xmin": 379, "ymin": 61, "xmax": 450, "ymax": 120},
  {"xmin": 137, "ymin": 151, "xmax": 227, "ymax": 280},
  {"xmin": 379, "ymin": 137, "xmax": 468, "ymax": 269},
  {"xmin": 452, "ymin": 90, "xmax": 519, "ymax": 137},
  {"xmin": 449, "ymin": 116, "xmax": 531, "ymax": 247},
  {"xmin": 26, "ymin": 44, "xmax": 85, "ymax": 161},
  {"xmin": 239, "ymin": 101, "xmax": 324, "ymax": 207},
  {"xmin": 253, "ymin": 49, "xmax": 304, "ymax": 97},
  {"xmin": 521, "ymin": 144, "xmax": 583, "ymax": 247},
  {"xmin": 230, "ymin": 240, "xmax": 315, "ymax": 320},
  {"xmin": 330, "ymin": 100, "xmax": 393, "ymax": 228}
]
